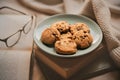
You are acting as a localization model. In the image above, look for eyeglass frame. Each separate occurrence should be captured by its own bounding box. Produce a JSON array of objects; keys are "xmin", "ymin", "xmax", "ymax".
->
[{"xmin": 0, "ymin": 6, "xmax": 34, "ymax": 47}]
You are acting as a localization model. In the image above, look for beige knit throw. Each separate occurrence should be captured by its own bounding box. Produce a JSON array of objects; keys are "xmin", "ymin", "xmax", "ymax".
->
[{"xmin": 80, "ymin": 0, "xmax": 120, "ymax": 67}]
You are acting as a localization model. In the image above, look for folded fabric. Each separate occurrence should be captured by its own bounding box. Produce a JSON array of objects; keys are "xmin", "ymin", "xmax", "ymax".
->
[
  {"xmin": 80, "ymin": 0, "xmax": 120, "ymax": 67},
  {"xmin": 105, "ymin": 0, "xmax": 120, "ymax": 14},
  {"xmin": 19, "ymin": 0, "xmax": 64, "ymax": 14}
]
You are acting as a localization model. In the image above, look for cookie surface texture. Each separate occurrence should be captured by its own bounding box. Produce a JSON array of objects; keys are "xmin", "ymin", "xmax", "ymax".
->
[
  {"xmin": 55, "ymin": 39, "xmax": 77, "ymax": 55},
  {"xmin": 72, "ymin": 30, "xmax": 93, "ymax": 49},
  {"xmin": 41, "ymin": 28, "xmax": 60, "ymax": 45},
  {"xmin": 51, "ymin": 21, "xmax": 70, "ymax": 33}
]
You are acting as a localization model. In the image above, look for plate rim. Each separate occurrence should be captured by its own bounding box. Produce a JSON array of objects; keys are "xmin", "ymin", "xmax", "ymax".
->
[{"xmin": 34, "ymin": 14, "xmax": 103, "ymax": 58}]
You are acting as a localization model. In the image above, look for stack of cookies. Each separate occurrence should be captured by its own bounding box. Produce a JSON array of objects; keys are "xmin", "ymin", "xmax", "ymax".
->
[{"xmin": 41, "ymin": 21, "xmax": 93, "ymax": 55}]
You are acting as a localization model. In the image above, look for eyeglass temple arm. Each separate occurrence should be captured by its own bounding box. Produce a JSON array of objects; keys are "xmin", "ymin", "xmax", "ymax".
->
[
  {"xmin": 0, "ymin": 6, "xmax": 26, "ymax": 15},
  {"xmin": 0, "ymin": 38, "xmax": 5, "ymax": 41}
]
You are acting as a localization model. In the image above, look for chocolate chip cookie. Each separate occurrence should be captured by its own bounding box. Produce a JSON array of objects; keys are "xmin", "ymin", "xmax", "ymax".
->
[
  {"xmin": 41, "ymin": 28, "xmax": 60, "ymax": 45},
  {"xmin": 72, "ymin": 30, "xmax": 93, "ymax": 49},
  {"xmin": 60, "ymin": 32, "xmax": 72, "ymax": 40},
  {"xmin": 51, "ymin": 21, "xmax": 70, "ymax": 33},
  {"xmin": 55, "ymin": 39, "xmax": 77, "ymax": 55},
  {"xmin": 70, "ymin": 23, "xmax": 90, "ymax": 34}
]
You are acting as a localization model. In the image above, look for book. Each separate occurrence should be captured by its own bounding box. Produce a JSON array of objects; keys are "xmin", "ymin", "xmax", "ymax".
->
[
  {"xmin": 34, "ymin": 42, "xmax": 115, "ymax": 79},
  {"xmin": 0, "ymin": 15, "xmax": 35, "ymax": 80},
  {"xmin": 0, "ymin": 50, "xmax": 32, "ymax": 80}
]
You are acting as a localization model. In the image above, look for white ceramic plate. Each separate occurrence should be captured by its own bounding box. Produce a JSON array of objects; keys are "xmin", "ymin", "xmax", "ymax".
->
[{"xmin": 34, "ymin": 14, "xmax": 103, "ymax": 58}]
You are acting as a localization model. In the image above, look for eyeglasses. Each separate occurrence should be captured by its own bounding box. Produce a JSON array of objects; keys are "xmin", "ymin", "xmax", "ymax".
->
[{"xmin": 0, "ymin": 6, "xmax": 34, "ymax": 47}]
